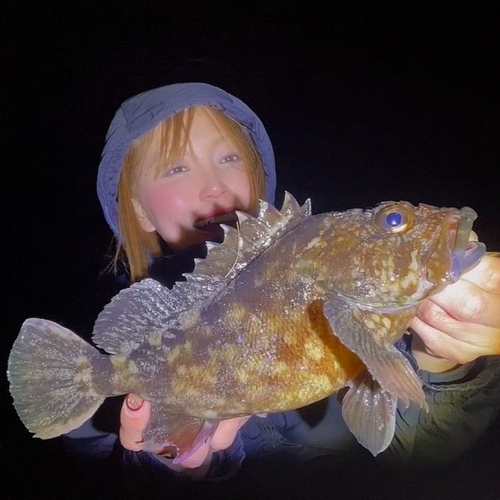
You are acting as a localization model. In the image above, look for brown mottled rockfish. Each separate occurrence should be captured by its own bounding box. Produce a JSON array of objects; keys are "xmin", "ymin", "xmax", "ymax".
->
[{"xmin": 8, "ymin": 193, "xmax": 485, "ymax": 461}]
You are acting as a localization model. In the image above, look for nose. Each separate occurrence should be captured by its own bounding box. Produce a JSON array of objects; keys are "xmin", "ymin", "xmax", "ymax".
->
[{"xmin": 199, "ymin": 169, "xmax": 227, "ymax": 200}]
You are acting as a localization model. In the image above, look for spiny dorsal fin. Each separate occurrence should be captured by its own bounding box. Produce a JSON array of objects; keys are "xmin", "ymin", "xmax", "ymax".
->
[
  {"xmin": 91, "ymin": 278, "xmax": 213, "ymax": 354},
  {"xmin": 186, "ymin": 191, "xmax": 311, "ymax": 283},
  {"xmin": 91, "ymin": 193, "xmax": 310, "ymax": 354}
]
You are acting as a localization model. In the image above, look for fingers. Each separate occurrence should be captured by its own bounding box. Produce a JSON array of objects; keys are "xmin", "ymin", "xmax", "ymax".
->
[
  {"xmin": 209, "ymin": 416, "xmax": 250, "ymax": 451},
  {"xmin": 410, "ymin": 251, "xmax": 500, "ymax": 365},
  {"xmin": 420, "ymin": 283, "xmax": 500, "ymax": 329},
  {"xmin": 415, "ymin": 296, "xmax": 500, "ymax": 348},
  {"xmin": 118, "ymin": 394, "xmax": 250, "ymax": 470},
  {"xmin": 173, "ymin": 443, "xmax": 212, "ymax": 469},
  {"xmin": 459, "ymin": 253, "xmax": 500, "ymax": 292},
  {"xmin": 119, "ymin": 394, "xmax": 151, "ymax": 451},
  {"xmin": 429, "ymin": 282, "xmax": 500, "ymax": 327},
  {"xmin": 165, "ymin": 416, "xmax": 250, "ymax": 469},
  {"xmin": 410, "ymin": 316, "xmax": 498, "ymax": 364},
  {"xmin": 178, "ymin": 416, "xmax": 250, "ymax": 468}
]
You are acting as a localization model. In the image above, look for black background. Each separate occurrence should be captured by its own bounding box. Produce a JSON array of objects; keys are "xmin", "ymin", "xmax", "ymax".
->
[{"xmin": 5, "ymin": 2, "xmax": 500, "ymax": 498}]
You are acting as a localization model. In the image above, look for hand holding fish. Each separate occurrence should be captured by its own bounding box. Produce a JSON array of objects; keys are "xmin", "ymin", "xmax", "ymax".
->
[
  {"xmin": 120, "ymin": 394, "xmax": 250, "ymax": 471},
  {"xmin": 411, "ymin": 252, "xmax": 500, "ymax": 371}
]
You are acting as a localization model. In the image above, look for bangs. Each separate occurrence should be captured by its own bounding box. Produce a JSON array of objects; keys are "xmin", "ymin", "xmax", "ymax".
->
[
  {"xmin": 128, "ymin": 108, "xmax": 196, "ymax": 183},
  {"xmin": 152, "ymin": 108, "xmax": 195, "ymax": 178}
]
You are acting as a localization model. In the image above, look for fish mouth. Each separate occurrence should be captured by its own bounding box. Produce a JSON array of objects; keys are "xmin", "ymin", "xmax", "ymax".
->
[{"xmin": 449, "ymin": 207, "xmax": 486, "ymax": 282}]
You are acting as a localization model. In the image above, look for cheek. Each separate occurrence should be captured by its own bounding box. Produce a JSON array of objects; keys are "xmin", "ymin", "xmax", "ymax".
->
[
  {"xmin": 145, "ymin": 183, "xmax": 191, "ymax": 221},
  {"xmin": 230, "ymin": 170, "xmax": 252, "ymax": 208},
  {"xmin": 145, "ymin": 189, "xmax": 171, "ymax": 218}
]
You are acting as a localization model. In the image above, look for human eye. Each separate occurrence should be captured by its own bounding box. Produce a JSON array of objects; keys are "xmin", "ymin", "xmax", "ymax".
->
[
  {"xmin": 164, "ymin": 165, "xmax": 188, "ymax": 176},
  {"xmin": 219, "ymin": 154, "xmax": 241, "ymax": 164}
]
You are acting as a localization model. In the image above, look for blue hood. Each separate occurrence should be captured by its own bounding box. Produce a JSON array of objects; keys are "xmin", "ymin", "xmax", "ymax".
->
[{"xmin": 97, "ymin": 82, "xmax": 276, "ymax": 236}]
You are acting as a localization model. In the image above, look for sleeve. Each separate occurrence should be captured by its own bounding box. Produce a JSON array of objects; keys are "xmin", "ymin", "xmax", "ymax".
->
[
  {"xmin": 61, "ymin": 408, "xmax": 125, "ymax": 494},
  {"xmin": 238, "ymin": 413, "xmax": 357, "ymax": 466},
  {"xmin": 383, "ymin": 336, "xmax": 500, "ymax": 465},
  {"xmin": 62, "ymin": 396, "xmax": 123, "ymax": 459},
  {"xmin": 63, "ymin": 417, "xmax": 118, "ymax": 459}
]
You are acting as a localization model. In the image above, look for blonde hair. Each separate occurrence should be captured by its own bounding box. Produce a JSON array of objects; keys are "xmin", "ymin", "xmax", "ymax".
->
[{"xmin": 115, "ymin": 105, "xmax": 266, "ymax": 282}]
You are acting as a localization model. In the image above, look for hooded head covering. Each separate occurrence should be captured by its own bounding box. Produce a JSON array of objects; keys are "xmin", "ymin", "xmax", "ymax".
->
[{"xmin": 97, "ymin": 82, "xmax": 276, "ymax": 236}]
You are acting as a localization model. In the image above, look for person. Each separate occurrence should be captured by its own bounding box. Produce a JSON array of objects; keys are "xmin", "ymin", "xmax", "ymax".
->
[{"xmin": 66, "ymin": 82, "xmax": 500, "ymax": 492}]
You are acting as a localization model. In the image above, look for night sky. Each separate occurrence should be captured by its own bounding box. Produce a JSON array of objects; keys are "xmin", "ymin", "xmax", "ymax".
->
[{"xmin": 6, "ymin": 3, "xmax": 500, "ymax": 498}]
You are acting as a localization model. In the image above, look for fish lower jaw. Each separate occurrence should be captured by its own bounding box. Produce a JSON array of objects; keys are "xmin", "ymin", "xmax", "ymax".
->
[{"xmin": 450, "ymin": 241, "xmax": 486, "ymax": 281}]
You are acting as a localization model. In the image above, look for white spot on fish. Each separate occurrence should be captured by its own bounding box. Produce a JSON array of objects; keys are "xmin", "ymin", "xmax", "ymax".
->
[
  {"xmin": 306, "ymin": 237, "xmax": 321, "ymax": 249},
  {"xmin": 128, "ymin": 360, "xmax": 139, "ymax": 374},
  {"xmin": 74, "ymin": 369, "xmax": 92, "ymax": 385},
  {"xmin": 304, "ymin": 340, "xmax": 324, "ymax": 360},
  {"xmin": 178, "ymin": 309, "xmax": 200, "ymax": 329},
  {"xmin": 148, "ymin": 332, "xmax": 162, "ymax": 346},
  {"xmin": 202, "ymin": 410, "xmax": 219, "ymax": 419}
]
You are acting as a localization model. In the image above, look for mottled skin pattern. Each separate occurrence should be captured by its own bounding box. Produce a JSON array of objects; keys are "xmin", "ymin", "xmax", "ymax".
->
[
  {"xmin": 109, "ymin": 201, "xmax": 462, "ymax": 419},
  {"xmin": 10, "ymin": 196, "xmax": 475, "ymax": 453}
]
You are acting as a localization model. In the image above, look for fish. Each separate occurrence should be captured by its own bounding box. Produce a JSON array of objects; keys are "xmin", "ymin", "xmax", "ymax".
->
[{"xmin": 8, "ymin": 192, "xmax": 486, "ymax": 462}]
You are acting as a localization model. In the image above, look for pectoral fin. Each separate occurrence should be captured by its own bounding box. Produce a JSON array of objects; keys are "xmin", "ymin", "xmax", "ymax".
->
[
  {"xmin": 341, "ymin": 371, "xmax": 396, "ymax": 456},
  {"xmin": 142, "ymin": 405, "xmax": 219, "ymax": 465},
  {"xmin": 323, "ymin": 298, "xmax": 426, "ymax": 409}
]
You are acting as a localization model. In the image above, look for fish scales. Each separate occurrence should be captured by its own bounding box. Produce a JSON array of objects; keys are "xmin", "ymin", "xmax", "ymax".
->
[
  {"xmin": 170, "ymin": 216, "xmax": 367, "ymax": 414},
  {"xmin": 8, "ymin": 192, "xmax": 486, "ymax": 460}
]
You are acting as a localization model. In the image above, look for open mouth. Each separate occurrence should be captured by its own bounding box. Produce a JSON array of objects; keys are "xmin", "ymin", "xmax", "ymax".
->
[
  {"xmin": 193, "ymin": 212, "xmax": 238, "ymax": 240},
  {"xmin": 451, "ymin": 207, "xmax": 486, "ymax": 281}
]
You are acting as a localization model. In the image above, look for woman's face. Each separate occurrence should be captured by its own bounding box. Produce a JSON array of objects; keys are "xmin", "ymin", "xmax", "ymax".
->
[{"xmin": 133, "ymin": 108, "xmax": 252, "ymax": 250}]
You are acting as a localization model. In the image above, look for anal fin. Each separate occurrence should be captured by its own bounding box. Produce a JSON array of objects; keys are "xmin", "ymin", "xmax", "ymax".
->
[{"xmin": 341, "ymin": 371, "xmax": 397, "ymax": 456}]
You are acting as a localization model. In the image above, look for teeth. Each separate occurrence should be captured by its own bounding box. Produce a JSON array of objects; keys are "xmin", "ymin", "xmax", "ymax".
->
[
  {"xmin": 469, "ymin": 230, "xmax": 478, "ymax": 242},
  {"xmin": 193, "ymin": 213, "xmax": 237, "ymax": 228}
]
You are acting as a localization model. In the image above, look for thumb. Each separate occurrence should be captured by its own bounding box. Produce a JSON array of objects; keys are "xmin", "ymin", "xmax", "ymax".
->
[
  {"xmin": 175, "ymin": 417, "xmax": 251, "ymax": 469},
  {"xmin": 209, "ymin": 416, "xmax": 251, "ymax": 451},
  {"xmin": 119, "ymin": 394, "xmax": 151, "ymax": 451}
]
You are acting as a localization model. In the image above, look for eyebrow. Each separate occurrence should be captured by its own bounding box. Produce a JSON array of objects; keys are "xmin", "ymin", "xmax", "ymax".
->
[{"xmin": 209, "ymin": 136, "xmax": 239, "ymax": 150}]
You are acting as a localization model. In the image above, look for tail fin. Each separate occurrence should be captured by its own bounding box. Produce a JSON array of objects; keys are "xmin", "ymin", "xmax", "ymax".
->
[{"xmin": 8, "ymin": 318, "xmax": 108, "ymax": 439}]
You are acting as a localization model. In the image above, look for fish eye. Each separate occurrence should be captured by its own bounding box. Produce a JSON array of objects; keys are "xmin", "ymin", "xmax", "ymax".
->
[{"xmin": 374, "ymin": 204, "xmax": 414, "ymax": 233}]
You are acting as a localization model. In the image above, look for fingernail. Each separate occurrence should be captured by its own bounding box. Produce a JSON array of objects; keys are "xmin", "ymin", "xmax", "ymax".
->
[{"xmin": 126, "ymin": 394, "xmax": 144, "ymax": 411}]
